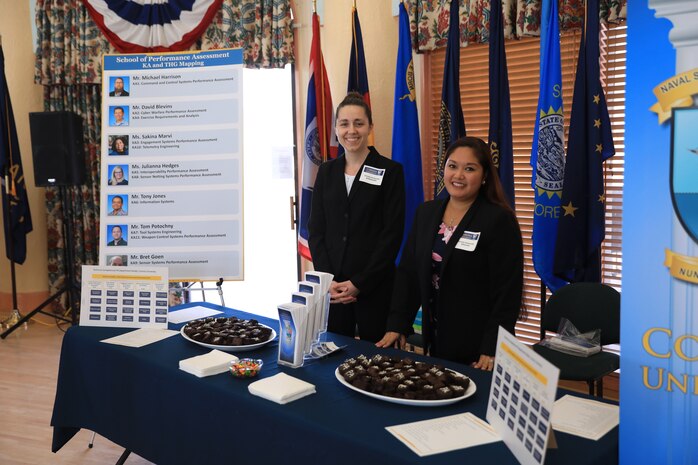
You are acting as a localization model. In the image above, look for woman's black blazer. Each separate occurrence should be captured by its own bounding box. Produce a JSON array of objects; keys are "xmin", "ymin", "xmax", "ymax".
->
[
  {"xmin": 308, "ymin": 147, "xmax": 405, "ymax": 295},
  {"xmin": 386, "ymin": 194, "xmax": 523, "ymax": 363}
]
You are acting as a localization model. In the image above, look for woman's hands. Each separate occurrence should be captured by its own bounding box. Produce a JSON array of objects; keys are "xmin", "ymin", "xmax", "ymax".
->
[
  {"xmin": 375, "ymin": 331, "xmax": 406, "ymax": 349},
  {"xmin": 472, "ymin": 354, "xmax": 495, "ymax": 371},
  {"xmin": 329, "ymin": 280, "xmax": 360, "ymax": 304}
]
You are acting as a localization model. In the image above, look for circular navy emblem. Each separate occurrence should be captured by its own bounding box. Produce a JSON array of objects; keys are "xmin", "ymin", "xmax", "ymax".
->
[{"xmin": 304, "ymin": 124, "xmax": 323, "ymax": 167}]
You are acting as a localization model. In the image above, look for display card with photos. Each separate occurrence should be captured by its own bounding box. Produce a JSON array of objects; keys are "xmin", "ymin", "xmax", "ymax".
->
[
  {"xmin": 486, "ymin": 327, "xmax": 560, "ymax": 465},
  {"xmin": 80, "ymin": 265, "xmax": 169, "ymax": 328}
]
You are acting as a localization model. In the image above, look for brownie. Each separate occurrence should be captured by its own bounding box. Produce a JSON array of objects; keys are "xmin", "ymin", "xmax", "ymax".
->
[
  {"xmin": 450, "ymin": 385, "xmax": 466, "ymax": 396},
  {"xmin": 338, "ymin": 363, "xmax": 352, "ymax": 374},
  {"xmin": 352, "ymin": 376, "xmax": 370, "ymax": 390},
  {"xmin": 436, "ymin": 386, "xmax": 453, "ymax": 399}
]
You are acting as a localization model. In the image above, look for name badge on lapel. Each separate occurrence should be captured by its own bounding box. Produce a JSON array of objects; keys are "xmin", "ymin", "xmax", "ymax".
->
[
  {"xmin": 455, "ymin": 231, "xmax": 480, "ymax": 252},
  {"xmin": 358, "ymin": 165, "xmax": 385, "ymax": 186}
]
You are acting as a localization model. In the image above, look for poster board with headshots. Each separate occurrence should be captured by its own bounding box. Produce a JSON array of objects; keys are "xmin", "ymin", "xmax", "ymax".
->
[{"xmin": 99, "ymin": 49, "xmax": 243, "ymax": 281}]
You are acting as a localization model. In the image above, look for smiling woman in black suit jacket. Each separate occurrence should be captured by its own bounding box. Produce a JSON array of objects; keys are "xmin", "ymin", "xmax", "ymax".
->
[
  {"xmin": 376, "ymin": 136, "xmax": 523, "ymax": 370},
  {"xmin": 308, "ymin": 92, "xmax": 405, "ymax": 342}
]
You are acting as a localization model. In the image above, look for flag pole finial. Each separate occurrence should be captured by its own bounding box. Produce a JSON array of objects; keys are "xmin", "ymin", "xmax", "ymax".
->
[
  {"xmin": 312, "ymin": 0, "xmax": 316, "ymax": 14},
  {"xmin": 353, "ymin": 0, "xmax": 357, "ymax": 8}
]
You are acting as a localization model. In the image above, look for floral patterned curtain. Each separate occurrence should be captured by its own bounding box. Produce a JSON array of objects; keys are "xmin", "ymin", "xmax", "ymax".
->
[
  {"xmin": 403, "ymin": 0, "xmax": 627, "ymax": 51},
  {"xmin": 34, "ymin": 0, "xmax": 294, "ymax": 311},
  {"xmin": 35, "ymin": 0, "xmax": 294, "ymax": 84}
]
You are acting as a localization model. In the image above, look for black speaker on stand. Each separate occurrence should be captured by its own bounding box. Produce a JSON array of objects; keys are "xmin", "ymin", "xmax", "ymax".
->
[{"xmin": 1, "ymin": 111, "xmax": 85, "ymax": 339}]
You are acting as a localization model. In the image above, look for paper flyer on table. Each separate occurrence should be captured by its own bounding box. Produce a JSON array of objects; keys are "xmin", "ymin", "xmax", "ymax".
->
[
  {"xmin": 386, "ymin": 412, "xmax": 501, "ymax": 457},
  {"xmin": 101, "ymin": 327, "xmax": 178, "ymax": 347},
  {"xmin": 552, "ymin": 395, "xmax": 619, "ymax": 440},
  {"xmin": 168, "ymin": 305, "xmax": 223, "ymax": 324}
]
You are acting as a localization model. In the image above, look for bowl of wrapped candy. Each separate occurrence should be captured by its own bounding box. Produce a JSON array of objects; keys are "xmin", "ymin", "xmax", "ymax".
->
[{"xmin": 230, "ymin": 358, "xmax": 263, "ymax": 378}]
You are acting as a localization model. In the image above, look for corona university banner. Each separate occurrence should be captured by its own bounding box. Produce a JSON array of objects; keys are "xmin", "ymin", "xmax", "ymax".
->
[{"xmin": 621, "ymin": 2, "xmax": 698, "ymax": 464}]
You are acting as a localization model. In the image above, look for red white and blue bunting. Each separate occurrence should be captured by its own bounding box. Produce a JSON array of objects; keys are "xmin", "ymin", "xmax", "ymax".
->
[{"xmin": 81, "ymin": 0, "xmax": 223, "ymax": 53}]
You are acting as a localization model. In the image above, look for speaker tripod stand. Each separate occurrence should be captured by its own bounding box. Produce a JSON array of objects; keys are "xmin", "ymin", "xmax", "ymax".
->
[{"xmin": 1, "ymin": 186, "xmax": 79, "ymax": 339}]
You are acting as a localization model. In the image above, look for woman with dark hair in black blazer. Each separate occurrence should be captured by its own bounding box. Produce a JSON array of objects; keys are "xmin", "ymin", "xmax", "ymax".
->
[
  {"xmin": 308, "ymin": 92, "xmax": 405, "ymax": 342},
  {"xmin": 376, "ymin": 136, "xmax": 523, "ymax": 370}
]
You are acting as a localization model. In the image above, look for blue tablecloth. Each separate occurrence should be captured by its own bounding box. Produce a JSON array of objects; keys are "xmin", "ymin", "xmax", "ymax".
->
[{"xmin": 51, "ymin": 302, "xmax": 618, "ymax": 464}]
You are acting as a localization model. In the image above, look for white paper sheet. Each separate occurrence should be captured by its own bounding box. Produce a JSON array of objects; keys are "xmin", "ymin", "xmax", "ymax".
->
[
  {"xmin": 385, "ymin": 413, "xmax": 501, "ymax": 457},
  {"xmin": 167, "ymin": 305, "xmax": 223, "ymax": 324},
  {"xmin": 552, "ymin": 395, "xmax": 619, "ymax": 440},
  {"xmin": 101, "ymin": 328, "xmax": 178, "ymax": 347}
]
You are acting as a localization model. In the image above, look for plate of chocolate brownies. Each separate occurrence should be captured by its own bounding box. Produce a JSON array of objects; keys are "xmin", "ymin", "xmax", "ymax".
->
[
  {"xmin": 335, "ymin": 354, "xmax": 476, "ymax": 407},
  {"xmin": 180, "ymin": 316, "xmax": 277, "ymax": 352}
]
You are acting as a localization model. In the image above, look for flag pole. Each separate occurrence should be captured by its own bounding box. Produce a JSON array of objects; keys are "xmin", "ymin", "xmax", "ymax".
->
[
  {"xmin": 2, "ymin": 164, "xmax": 23, "ymax": 330},
  {"xmin": 539, "ymin": 282, "xmax": 546, "ymax": 340}
]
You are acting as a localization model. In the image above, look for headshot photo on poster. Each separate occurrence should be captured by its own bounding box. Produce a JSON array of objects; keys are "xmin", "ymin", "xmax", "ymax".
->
[
  {"xmin": 106, "ymin": 255, "xmax": 128, "ymax": 266},
  {"xmin": 108, "ymin": 194, "xmax": 128, "ymax": 216},
  {"xmin": 109, "ymin": 105, "xmax": 129, "ymax": 127},
  {"xmin": 109, "ymin": 135, "xmax": 129, "ymax": 156},
  {"xmin": 107, "ymin": 224, "xmax": 128, "ymax": 246},
  {"xmin": 108, "ymin": 165, "xmax": 129, "ymax": 186},
  {"xmin": 109, "ymin": 76, "xmax": 130, "ymax": 97}
]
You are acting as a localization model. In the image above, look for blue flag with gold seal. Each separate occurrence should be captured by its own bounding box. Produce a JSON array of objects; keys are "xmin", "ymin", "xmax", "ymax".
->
[
  {"xmin": 0, "ymin": 45, "xmax": 33, "ymax": 264},
  {"xmin": 530, "ymin": 0, "xmax": 567, "ymax": 291},
  {"xmin": 488, "ymin": 0, "xmax": 515, "ymax": 209},
  {"xmin": 434, "ymin": 0, "xmax": 466, "ymax": 200},
  {"xmin": 392, "ymin": 1, "xmax": 424, "ymax": 262},
  {"xmin": 554, "ymin": 0, "xmax": 615, "ymax": 283}
]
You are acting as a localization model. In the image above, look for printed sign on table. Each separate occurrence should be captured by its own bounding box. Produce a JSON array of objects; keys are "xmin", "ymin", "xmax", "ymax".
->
[
  {"xmin": 486, "ymin": 327, "xmax": 560, "ymax": 465},
  {"xmin": 80, "ymin": 266, "xmax": 169, "ymax": 328}
]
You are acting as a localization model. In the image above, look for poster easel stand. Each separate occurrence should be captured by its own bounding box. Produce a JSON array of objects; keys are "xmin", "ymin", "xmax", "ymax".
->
[{"xmin": 184, "ymin": 278, "xmax": 225, "ymax": 306}]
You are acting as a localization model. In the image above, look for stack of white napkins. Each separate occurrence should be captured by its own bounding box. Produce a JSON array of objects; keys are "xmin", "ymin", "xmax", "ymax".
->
[
  {"xmin": 248, "ymin": 372, "xmax": 316, "ymax": 404},
  {"xmin": 179, "ymin": 350, "xmax": 239, "ymax": 378}
]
